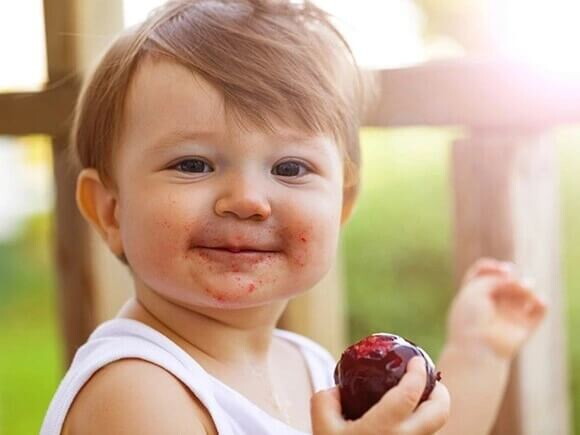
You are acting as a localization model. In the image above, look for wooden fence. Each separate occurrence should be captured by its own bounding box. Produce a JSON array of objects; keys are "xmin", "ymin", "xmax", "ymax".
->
[{"xmin": 1, "ymin": 1, "xmax": 577, "ymax": 433}]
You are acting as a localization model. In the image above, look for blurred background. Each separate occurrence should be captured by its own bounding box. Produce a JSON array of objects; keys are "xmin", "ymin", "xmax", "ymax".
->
[{"xmin": 1, "ymin": 0, "xmax": 579, "ymax": 433}]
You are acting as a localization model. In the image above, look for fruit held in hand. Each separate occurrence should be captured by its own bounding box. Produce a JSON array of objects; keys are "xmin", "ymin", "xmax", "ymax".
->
[{"xmin": 334, "ymin": 333, "xmax": 441, "ymax": 420}]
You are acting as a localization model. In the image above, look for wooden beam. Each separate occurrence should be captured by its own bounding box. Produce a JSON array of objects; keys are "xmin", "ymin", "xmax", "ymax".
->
[
  {"xmin": 0, "ymin": 81, "xmax": 78, "ymax": 137},
  {"xmin": 5, "ymin": 57, "xmax": 580, "ymax": 137},
  {"xmin": 365, "ymin": 59, "xmax": 580, "ymax": 128},
  {"xmin": 451, "ymin": 129, "xmax": 571, "ymax": 435}
]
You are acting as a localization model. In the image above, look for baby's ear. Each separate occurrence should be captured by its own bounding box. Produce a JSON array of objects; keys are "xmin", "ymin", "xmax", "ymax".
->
[
  {"xmin": 340, "ymin": 184, "xmax": 359, "ymax": 225},
  {"xmin": 340, "ymin": 201, "xmax": 354, "ymax": 225},
  {"xmin": 76, "ymin": 169, "xmax": 124, "ymax": 257}
]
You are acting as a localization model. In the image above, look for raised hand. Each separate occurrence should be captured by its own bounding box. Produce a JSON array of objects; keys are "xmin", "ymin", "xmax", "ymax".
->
[{"xmin": 446, "ymin": 258, "xmax": 547, "ymax": 359}]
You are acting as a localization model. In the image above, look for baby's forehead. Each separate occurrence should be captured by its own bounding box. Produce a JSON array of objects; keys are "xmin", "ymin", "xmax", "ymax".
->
[
  {"xmin": 124, "ymin": 57, "xmax": 223, "ymax": 126},
  {"xmin": 142, "ymin": 127, "xmax": 334, "ymax": 157},
  {"xmin": 123, "ymin": 57, "xmax": 334, "ymax": 150}
]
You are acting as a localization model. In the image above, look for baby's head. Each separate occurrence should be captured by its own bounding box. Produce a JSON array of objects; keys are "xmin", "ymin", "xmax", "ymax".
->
[{"xmin": 73, "ymin": 0, "xmax": 366, "ymax": 308}]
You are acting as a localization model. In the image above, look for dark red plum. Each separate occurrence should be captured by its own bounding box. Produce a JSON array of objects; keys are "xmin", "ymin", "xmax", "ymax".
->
[{"xmin": 334, "ymin": 333, "xmax": 442, "ymax": 420}]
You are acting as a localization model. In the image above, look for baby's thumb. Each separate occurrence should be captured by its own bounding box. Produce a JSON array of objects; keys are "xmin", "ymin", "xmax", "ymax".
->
[{"xmin": 311, "ymin": 386, "xmax": 345, "ymax": 434}]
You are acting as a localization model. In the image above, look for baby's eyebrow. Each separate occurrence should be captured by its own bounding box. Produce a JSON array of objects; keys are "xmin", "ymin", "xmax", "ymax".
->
[
  {"xmin": 146, "ymin": 129, "xmax": 219, "ymax": 152},
  {"xmin": 270, "ymin": 131, "xmax": 331, "ymax": 149}
]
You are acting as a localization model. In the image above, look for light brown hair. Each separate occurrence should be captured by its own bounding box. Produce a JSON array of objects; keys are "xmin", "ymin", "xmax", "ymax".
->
[{"xmin": 71, "ymin": 0, "xmax": 366, "ymax": 231}]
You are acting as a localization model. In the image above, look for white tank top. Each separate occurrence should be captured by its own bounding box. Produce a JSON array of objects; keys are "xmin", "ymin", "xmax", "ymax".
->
[{"xmin": 40, "ymin": 318, "xmax": 337, "ymax": 435}]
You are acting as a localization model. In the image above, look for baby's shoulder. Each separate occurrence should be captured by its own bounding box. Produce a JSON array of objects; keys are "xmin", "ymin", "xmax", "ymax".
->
[{"xmin": 62, "ymin": 358, "xmax": 217, "ymax": 435}]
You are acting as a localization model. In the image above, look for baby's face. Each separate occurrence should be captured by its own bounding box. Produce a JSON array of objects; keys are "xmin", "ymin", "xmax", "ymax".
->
[{"xmin": 113, "ymin": 57, "xmax": 344, "ymax": 308}]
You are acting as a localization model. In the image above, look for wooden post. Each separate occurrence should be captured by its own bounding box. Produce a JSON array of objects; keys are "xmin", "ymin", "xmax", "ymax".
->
[
  {"xmin": 89, "ymin": 228, "xmax": 134, "ymax": 322},
  {"xmin": 50, "ymin": 135, "xmax": 97, "ymax": 365},
  {"xmin": 44, "ymin": 0, "xmax": 127, "ymax": 365},
  {"xmin": 278, "ymin": 250, "xmax": 348, "ymax": 359},
  {"xmin": 451, "ymin": 129, "xmax": 571, "ymax": 435},
  {"xmin": 68, "ymin": 0, "xmax": 133, "ymax": 324},
  {"xmin": 44, "ymin": 0, "xmax": 95, "ymax": 365}
]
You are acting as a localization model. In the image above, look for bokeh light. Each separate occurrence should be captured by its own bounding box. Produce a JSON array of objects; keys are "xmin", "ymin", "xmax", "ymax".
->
[{"xmin": 493, "ymin": 0, "xmax": 580, "ymax": 79}]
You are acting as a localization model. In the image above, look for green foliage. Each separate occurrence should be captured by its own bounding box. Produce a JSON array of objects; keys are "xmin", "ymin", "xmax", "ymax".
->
[
  {"xmin": 0, "ymin": 213, "xmax": 63, "ymax": 435},
  {"xmin": 0, "ymin": 214, "xmax": 54, "ymax": 309},
  {"xmin": 341, "ymin": 127, "xmax": 460, "ymax": 359},
  {"xmin": 559, "ymin": 128, "xmax": 580, "ymax": 434},
  {"xmin": 0, "ymin": 321, "xmax": 62, "ymax": 435}
]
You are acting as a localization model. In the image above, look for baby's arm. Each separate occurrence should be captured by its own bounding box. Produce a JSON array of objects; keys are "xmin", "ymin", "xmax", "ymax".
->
[
  {"xmin": 63, "ymin": 359, "xmax": 216, "ymax": 435},
  {"xmin": 437, "ymin": 258, "xmax": 547, "ymax": 435}
]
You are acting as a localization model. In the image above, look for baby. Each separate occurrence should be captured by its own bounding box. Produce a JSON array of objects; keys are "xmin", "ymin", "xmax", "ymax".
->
[{"xmin": 41, "ymin": 1, "xmax": 546, "ymax": 434}]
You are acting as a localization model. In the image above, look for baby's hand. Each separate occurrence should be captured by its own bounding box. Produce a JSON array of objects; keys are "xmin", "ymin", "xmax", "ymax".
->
[
  {"xmin": 311, "ymin": 357, "xmax": 450, "ymax": 435},
  {"xmin": 446, "ymin": 258, "xmax": 548, "ymax": 360}
]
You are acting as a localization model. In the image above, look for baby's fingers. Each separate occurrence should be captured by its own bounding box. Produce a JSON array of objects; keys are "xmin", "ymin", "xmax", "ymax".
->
[
  {"xmin": 311, "ymin": 386, "xmax": 346, "ymax": 434},
  {"xmin": 526, "ymin": 295, "xmax": 548, "ymax": 324},
  {"xmin": 463, "ymin": 258, "xmax": 516, "ymax": 285},
  {"xmin": 398, "ymin": 382, "xmax": 450, "ymax": 435},
  {"xmin": 361, "ymin": 357, "xmax": 427, "ymax": 428},
  {"xmin": 493, "ymin": 280, "xmax": 548, "ymax": 325}
]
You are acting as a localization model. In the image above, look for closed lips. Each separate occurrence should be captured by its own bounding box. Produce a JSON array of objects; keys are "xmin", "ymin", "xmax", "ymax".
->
[
  {"xmin": 202, "ymin": 247, "xmax": 275, "ymax": 253},
  {"xmin": 215, "ymin": 247, "xmax": 261, "ymax": 253},
  {"xmin": 199, "ymin": 245, "xmax": 275, "ymax": 252}
]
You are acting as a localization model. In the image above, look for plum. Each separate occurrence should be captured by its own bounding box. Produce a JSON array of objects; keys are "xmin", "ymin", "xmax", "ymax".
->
[{"xmin": 334, "ymin": 333, "xmax": 442, "ymax": 420}]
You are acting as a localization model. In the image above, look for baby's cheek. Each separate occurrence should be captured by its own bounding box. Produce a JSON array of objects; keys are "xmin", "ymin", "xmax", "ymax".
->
[
  {"xmin": 124, "ymin": 215, "xmax": 184, "ymax": 278},
  {"xmin": 282, "ymin": 223, "xmax": 334, "ymax": 272}
]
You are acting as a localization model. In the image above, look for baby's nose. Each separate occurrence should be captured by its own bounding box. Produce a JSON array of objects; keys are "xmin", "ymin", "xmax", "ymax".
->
[{"xmin": 214, "ymin": 179, "xmax": 271, "ymax": 221}]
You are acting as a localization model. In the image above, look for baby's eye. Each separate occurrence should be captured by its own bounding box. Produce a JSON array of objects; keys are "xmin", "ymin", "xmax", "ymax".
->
[
  {"xmin": 272, "ymin": 160, "xmax": 310, "ymax": 177},
  {"xmin": 172, "ymin": 158, "xmax": 213, "ymax": 173}
]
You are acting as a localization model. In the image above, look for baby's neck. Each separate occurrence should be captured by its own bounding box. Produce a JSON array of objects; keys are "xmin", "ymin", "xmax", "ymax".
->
[{"xmin": 116, "ymin": 285, "xmax": 289, "ymax": 366}]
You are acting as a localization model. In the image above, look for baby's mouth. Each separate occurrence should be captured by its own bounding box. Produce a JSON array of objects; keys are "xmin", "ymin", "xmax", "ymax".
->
[
  {"xmin": 193, "ymin": 246, "xmax": 279, "ymax": 264},
  {"xmin": 196, "ymin": 242, "xmax": 279, "ymax": 253},
  {"xmin": 213, "ymin": 247, "xmax": 260, "ymax": 253}
]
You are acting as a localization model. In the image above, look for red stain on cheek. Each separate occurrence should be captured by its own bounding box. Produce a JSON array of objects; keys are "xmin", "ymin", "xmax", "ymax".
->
[
  {"xmin": 263, "ymin": 253, "xmax": 276, "ymax": 264},
  {"xmin": 288, "ymin": 227, "xmax": 312, "ymax": 268},
  {"xmin": 295, "ymin": 258, "xmax": 306, "ymax": 267},
  {"xmin": 247, "ymin": 283, "xmax": 256, "ymax": 293}
]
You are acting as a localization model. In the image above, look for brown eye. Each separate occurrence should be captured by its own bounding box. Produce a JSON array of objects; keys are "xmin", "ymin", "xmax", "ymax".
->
[
  {"xmin": 173, "ymin": 159, "xmax": 213, "ymax": 173},
  {"xmin": 272, "ymin": 161, "xmax": 308, "ymax": 177}
]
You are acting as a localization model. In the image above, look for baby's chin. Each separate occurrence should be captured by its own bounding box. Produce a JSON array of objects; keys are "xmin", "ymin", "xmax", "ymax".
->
[
  {"xmin": 193, "ymin": 275, "xmax": 307, "ymax": 309},
  {"xmin": 163, "ymin": 255, "xmax": 328, "ymax": 309}
]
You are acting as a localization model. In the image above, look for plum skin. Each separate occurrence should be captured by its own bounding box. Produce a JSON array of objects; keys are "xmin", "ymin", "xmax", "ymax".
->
[{"xmin": 334, "ymin": 333, "xmax": 442, "ymax": 420}]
